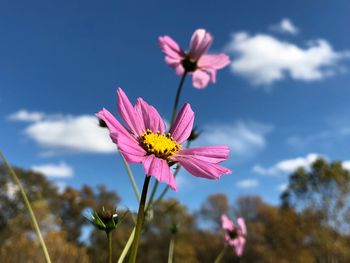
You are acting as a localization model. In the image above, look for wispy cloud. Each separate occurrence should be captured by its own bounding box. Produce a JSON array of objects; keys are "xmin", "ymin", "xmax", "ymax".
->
[
  {"xmin": 253, "ymin": 153, "xmax": 325, "ymax": 176},
  {"xmin": 31, "ymin": 162, "xmax": 74, "ymax": 178},
  {"xmin": 8, "ymin": 110, "xmax": 116, "ymax": 154},
  {"xmin": 198, "ymin": 121, "xmax": 273, "ymax": 158},
  {"xmin": 225, "ymin": 31, "xmax": 349, "ymax": 85},
  {"xmin": 270, "ymin": 18, "xmax": 299, "ymax": 35},
  {"xmin": 343, "ymin": 161, "xmax": 350, "ymax": 171},
  {"xmin": 236, "ymin": 179, "xmax": 259, "ymax": 189},
  {"xmin": 276, "ymin": 183, "xmax": 288, "ymax": 192},
  {"xmin": 8, "ymin": 109, "xmax": 45, "ymax": 122}
]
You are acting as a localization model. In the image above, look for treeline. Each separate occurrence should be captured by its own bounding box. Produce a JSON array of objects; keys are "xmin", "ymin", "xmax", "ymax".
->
[{"xmin": 1, "ymin": 158, "xmax": 350, "ymax": 262}]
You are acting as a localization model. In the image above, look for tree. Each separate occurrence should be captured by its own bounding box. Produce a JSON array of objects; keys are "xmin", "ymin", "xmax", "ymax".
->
[
  {"xmin": 0, "ymin": 164, "xmax": 122, "ymax": 262},
  {"xmin": 281, "ymin": 158, "xmax": 350, "ymax": 262},
  {"xmin": 199, "ymin": 193, "xmax": 229, "ymax": 229}
]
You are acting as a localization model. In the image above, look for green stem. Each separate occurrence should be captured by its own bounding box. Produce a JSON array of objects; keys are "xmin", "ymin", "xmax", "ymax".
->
[
  {"xmin": 170, "ymin": 72, "xmax": 188, "ymax": 126},
  {"xmin": 0, "ymin": 151, "xmax": 52, "ymax": 263},
  {"xmin": 214, "ymin": 246, "xmax": 227, "ymax": 263},
  {"xmin": 145, "ymin": 179, "xmax": 159, "ymax": 212},
  {"xmin": 144, "ymin": 72, "xmax": 188, "ymax": 213},
  {"xmin": 119, "ymin": 152, "xmax": 140, "ymax": 202},
  {"xmin": 107, "ymin": 231, "xmax": 113, "ymax": 263},
  {"xmin": 128, "ymin": 175, "xmax": 151, "ymax": 263},
  {"xmin": 167, "ymin": 237, "xmax": 175, "ymax": 263},
  {"xmin": 118, "ymin": 227, "xmax": 135, "ymax": 263}
]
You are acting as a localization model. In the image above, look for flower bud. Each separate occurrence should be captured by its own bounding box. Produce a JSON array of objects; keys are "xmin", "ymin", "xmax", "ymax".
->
[
  {"xmin": 188, "ymin": 127, "xmax": 201, "ymax": 142},
  {"xmin": 85, "ymin": 207, "xmax": 123, "ymax": 233}
]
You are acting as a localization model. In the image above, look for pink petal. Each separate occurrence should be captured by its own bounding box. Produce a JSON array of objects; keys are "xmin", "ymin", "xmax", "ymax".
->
[
  {"xmin": 164, "ymin": 57, "xmax": 185, "ymax": 76},
  {"xmin": 142, "ymin": 155, "xmax": 177, "ymax": 191},
  {"xmin": 176, "ymin": 146, "xmax": 229, "ymax": 164},
  {"xmin": 232, "ymin": 237, "xmax": 245, "ymax": 257},
  {"xmin": 237, "ymin": 217, "xmax": 247, "ymax": 236},
  {"xmin": 117, "ymin": 88, "xmax": 145, "ymax": 136},
  {"xmin": 198, "ymin": 54, "xmax": 230, "ymax": 70},
  {"xmin": 169, "ymin": 103, "xmax": 194, "ymax": 144},
  {"xmin": 192, "ymin": 70, "xmax": 211, "ymax": 89},
  {"xmin": 159, "ymin": 36, "xmax": 185, "ymax": 60},
  {"xmin": 197, "ymin": 54, "xmax": 230, "ymax": 83},
  {"xmin": 112, "ymin": 134, "xmax": 146, "ymax": 163},
  {"xmin": 224, "ymin": 234, "xmax": 231, "ymax": 243},
  {"xmin": 221, "ymin": 214, "xmax": 234, "ymax": 231},
  {"xmin": 97, "ymin": 108, "xmax": 146, "ymax": 163},
  {"xmin": 175, "ymin": 157, "xmax": 231, "ymax": 179},
  {"xmin": 175, "ymin": 64, "xmax": 185, "ymax": 76},
  {"xmin": 204, "ymin": 68, "xmax": 217, "ymax": 83},
  {"xmin": 165, "ymin": 56, "xmax": 182, "ymax": 67},
  {"xmin": 96, "ymin": 108, "xmax": 130, "ymax": 138},
  {"xmin": 189, "ymin": 29, "xmax": 213, "ymax": 61},
  {"xmin": 134, "ymin": 98, "xmax": 165, "ymax": 134}
]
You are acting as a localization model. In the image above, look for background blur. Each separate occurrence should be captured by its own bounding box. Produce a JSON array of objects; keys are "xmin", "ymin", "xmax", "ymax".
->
[{"xmin": 1, "ymin": 0, "xmax": 350, "ymax": 262}]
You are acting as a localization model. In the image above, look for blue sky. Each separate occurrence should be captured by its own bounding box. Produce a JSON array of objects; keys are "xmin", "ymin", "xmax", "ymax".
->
[{"xmin": 1, "ymin": 0, "xmax": 350, "ymax": 211}]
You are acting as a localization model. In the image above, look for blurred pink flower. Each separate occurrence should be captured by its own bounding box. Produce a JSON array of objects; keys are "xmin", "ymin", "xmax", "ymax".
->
[
  {"xmin": 221, "ymin": 214, "xmax": 247, "ymax": 257},
  {"xmin": 97, "ymin": 88, "xmax": 231, "ymax": 191},
  {"xmin": 159, "ymin": 29, "xmax": 230, "ymax": 89}
]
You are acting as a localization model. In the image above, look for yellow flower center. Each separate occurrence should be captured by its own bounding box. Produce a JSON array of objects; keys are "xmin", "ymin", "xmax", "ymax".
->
[{"xmin": 140, "ymin": 129, "xmax": 181, "ymax": 159}]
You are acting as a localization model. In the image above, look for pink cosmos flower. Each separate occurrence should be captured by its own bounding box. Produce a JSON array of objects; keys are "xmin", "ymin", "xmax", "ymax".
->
[
  {"xmin": 221, "ymin": 214, "xmax": 247, "ymax": 257},
  {"xmin": 159, "ymin": 29, "xmax": 230, "ymax": 89},
  {"xmin": 97, "ymin": 88, "xmax": 231, "ymax": 191}
]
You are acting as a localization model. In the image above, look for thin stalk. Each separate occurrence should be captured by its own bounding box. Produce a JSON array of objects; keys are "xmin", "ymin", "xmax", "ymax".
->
[
  {"xmin": 117, "ymin": 227, "xmax": 135, "ymax": 263},
  {"xmin": 128, "ymin": 175, "xmax": 151, "ymax": 263},
  {"xmin": 145, "ymin": 72, "xmax": 188, "ymax": 213},
  {"xmin": 119, "ymin": 152, "xmax": 140, "ymax": 202},
  {"xmin": 0, "ymin": 151, "xmax": 52, "ymax": 263},
  {"xmin": 214, "ymin": 246, "xmax": 228, "ymax": 263},
  {"xmin": 167, "ymin": 237, "xmax": 175, "ymax": 263},
  {"xmin": 170, "ymin": 72, "xmax": 188, "ymax": 126},
  {"xmin": 107, "ymin": 231, "xmax": 113, "ymax": 263},
  {"xmin": 145, "ymin": 179, "xmax": 159, "ymax": 212}
]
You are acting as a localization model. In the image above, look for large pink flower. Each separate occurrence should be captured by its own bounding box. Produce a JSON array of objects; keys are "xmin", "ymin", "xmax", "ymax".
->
[
  {"xmin": 221, "ymin": 214, "xmax": 247, "ymax": 257},
  {"xmin": 159, "ymin": 29, "xmax": 230, "ymax": 89},
  {"xmin": 97, "ymin": 88, "xmax": 231, "ymax": 191}
]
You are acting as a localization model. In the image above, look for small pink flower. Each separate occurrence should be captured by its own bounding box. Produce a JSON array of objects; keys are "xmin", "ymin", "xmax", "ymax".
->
[
  {"xmin": 159, "ymin": 29, "xmax": 230, "ymax": 89},
  {"xmin": 97, "ymin": 88, "xmax": 231, "ymax": 191},
  {"xmin": 221, "ymin": 214, "xmax": 247, "ymax": 257}
]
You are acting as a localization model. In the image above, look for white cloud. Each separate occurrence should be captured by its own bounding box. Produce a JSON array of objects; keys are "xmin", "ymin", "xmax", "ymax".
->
[
  {"xmin": 22, "ymin": 113, "xmax": 116, "ymax": 154},
  {"xmin": 270, "ymin": 18, "xmax": 299, "ymax": 35},
  {"xmin": 253, "ymin": 153, "xmax": 324, "ymax": 176},
  {"xmin": 8, "ymin": 109, "xmax": 45, "ymax": 122},
  {"xmin": 343, "ymin": 161, "xmax": 350, "ymax": 171},
  {"xmin": 236, "ymin": 179, "xmax": 259, "ymax": 189},
  {"xmin": 54, "ymin": 181, "xmax": 67, "ymax": 193},
  {"xmin": 31, "ymin": 162, "xmax": 74, "ymax": 178},
  {"xmin": 199, "ymin": 121, "xmax": 273, "ymax": 158},
  {"xmin": 276, "ymin": 183, "xmax": 288, "ymax": 192},
  {"xmin": 226, "ymin": 32, "xmax": 350, "ymax": 85}
]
